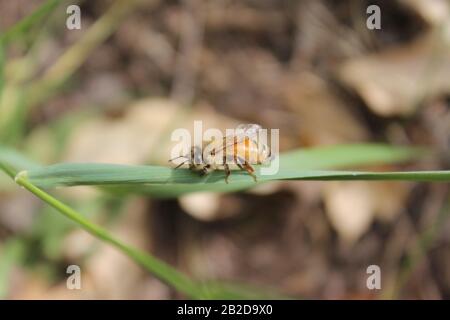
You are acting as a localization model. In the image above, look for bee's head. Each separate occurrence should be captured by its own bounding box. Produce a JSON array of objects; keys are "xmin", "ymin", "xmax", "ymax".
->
[
  {"xmin": 190, "ymin": 146, "xmax": 203, "ymax": 164},
  {"xmin": 187, "ymin": 145, "xmax": 205, "ymax": 171}
]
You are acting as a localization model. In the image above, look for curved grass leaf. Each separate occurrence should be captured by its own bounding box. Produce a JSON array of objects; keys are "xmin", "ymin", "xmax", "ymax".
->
[
  {"xmin": 0, "ymin": 143, "xmax": 447, "ymax": 298},
  {"xmin": 10, "ymin": 171, "xmax": 290, "ymax": 299},
  {"xmin": 0, "ymin": 145, "xmax": 287, "ymax": 299},
  {"xmin": 0, "ymin": 145, "xmax": 40, "ymax": 179},
  {"xmin": 24, "ymin": 164, "xmax": 450, "ymax": 198},
  {"xmin": 19, "ymin": 143, "xmax": 444, "ymax": 198},
  {"xmin": 11, "ymin": 172, "xmax": 208, "ymax": 298}
]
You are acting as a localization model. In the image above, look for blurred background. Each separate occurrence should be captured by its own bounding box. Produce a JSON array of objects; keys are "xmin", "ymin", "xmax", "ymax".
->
[{"xmin": 0, "ymin": 0, "xmax": 450, "ymax": 299}]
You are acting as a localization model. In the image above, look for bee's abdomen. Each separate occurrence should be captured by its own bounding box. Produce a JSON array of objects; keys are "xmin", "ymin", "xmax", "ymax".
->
[{"xmin": 233, "ymin": 139, "xmax": 260, "ymax": 164}]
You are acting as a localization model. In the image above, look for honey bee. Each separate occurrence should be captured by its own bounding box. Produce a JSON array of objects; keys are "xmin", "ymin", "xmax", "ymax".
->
[{"xmin": 169, "ymin": 124, "xmax": 271, "ymax": 183}]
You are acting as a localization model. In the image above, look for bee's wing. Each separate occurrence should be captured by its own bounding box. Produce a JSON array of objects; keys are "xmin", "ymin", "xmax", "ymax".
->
[
  {"xmin": 236, "ymin": 124, "xmax": 261, "ymax": 139},
  {"xmin": 207, "ymin": 124, "xmax": 261, "ymax": 154}
]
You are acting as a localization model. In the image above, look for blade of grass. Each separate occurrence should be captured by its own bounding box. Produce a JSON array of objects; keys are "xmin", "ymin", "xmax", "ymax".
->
[
  {"xmin": 1, "ymin": 143, "xmax": 421, "ymax": 173},
  {"xmin": 387, "ymin": 196, "xmax": 450, "ymax": 299},
  {"xmin": 26, "ymin": 0, "xmax": 145, "ymax": 108},
  {"xmin": 11, "ymin": 170, "xmax": 206, "ymax": 298},
  {"xmin": 0, "ymin": 150, "xmax": 275, "ymax": 298},
  {"xmin": 0, "ymin": 0, "xmax": 66, "ymax": 144},
  {"xmin": 279, "ymin": 143, "xmax": 427, "ymax": 170},
  {"xmin": 0, "ymin": 143, "xmax": 435, "ymax": 197},
  {"xmin": 0, "ymin": 145, "xmax": 40, "ymax": 173},
  {"xmin": 4, "ymin": 168, "xmax": 284, "ymax": 299},
  {"xmin": 0, "ymin": 93, "xmax": 27, "ymax": 145},
  {"xmin": 0, "ymin": 144, "xmax": 39, "ymax": 188},
  {"xmin": 0, "ymin": 41, "xmax": 4, "ymax": 98},
  {"xmin": 18, "ymin": 143, "xmax": 447, "ymax": 198},
  {"xmin": 0, "ymin": 0, "xmax": 63, "ymax": 46},
  {"xmin": 24, "ymin": 164, "xmax": 450, "ymax": 198}
]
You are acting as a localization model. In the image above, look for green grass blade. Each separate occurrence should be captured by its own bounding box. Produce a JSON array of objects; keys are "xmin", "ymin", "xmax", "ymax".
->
[
  {"xmin": 6, "ymin": 170, "xmax": 285, "ymax": 299},
  {"xmin": 11, "ymin": 171, "xmax": 207, "ymax": 298},
  {"xmin": 0, "ymin": 147, "xmax": 288, "ymax": 299},
  {"xmin": 17, "ymin": 144, "xmax": 441, "ymax": 197},
  {"xmin": 388, "ymin": 197, "xmax": 450, "ymax": 299},
  {"xmin": 0, "ymin": 143, "xmax": 438, "ymax": 198},
  {"xmin": 0, "ymin": 145, "xmax": 40, "ymax": 173},
  {"xmin": 279, "ymin": 143, "xmax": 426, "ymax": 169},
  {"xmin": 0, "ymin": 0, "xmax": 63, "ymax": 46},
  {"xmin": 0, "ymin": 41, "xmax": 4, "ymax": 98},
  {"xmin": 27, "ymin": 0, "xmax": 143, "ymax": 108},
  {"xmin": 23, "ymin": 164, "xmax": 450, "ymax": 197},
  {"xmin": 0, "ymin": 94, "xmax": 27, "ymax": 145}
]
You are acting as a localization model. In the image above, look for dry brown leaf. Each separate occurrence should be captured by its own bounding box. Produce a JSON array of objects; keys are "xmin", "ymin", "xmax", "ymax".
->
[
  {"xmin": 324, "ymin": 182, "xmax": 374, "ymax": 243},
  {"xmin": 179, "ymin": 193, "xmax": 222, "ymax": 221},
  {"xmin": 179, "ymin": 192, "xmax": 244, "ymax": 221},
  {"xmin": 11, "ymin": 273, "xmax": 96, "ymax": 299},
  {"xmin": 337, "ymin": 31, "xmax": 450, "ymax": 116},
  {"xmin": 372, "ymin": 182, "xmax": 411, "ymax": 222},
  {"xmin": 400, "ymin": 0, "xmax": 450, "ymax": 25},
  {"xmin": 63, "ymin": 98, "xmax": 180, "ymax": 164},
  {"xmin": 323, "ymin": 181, "xmax": 411, "ymax": 243},
  {"xmin": 63, "ymin": 98, "xmax": 239, "ymax": 165}
]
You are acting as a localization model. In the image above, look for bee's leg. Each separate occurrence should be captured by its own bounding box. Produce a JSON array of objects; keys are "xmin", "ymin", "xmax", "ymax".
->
[
  {"xmin": 224, "ymin": 163, "xmax": 231, "ymax": 184},
  {"xmin": 169, "ymin": 155, "xmax": 189, "ymax": 169},
  {"xmin": 199, "ymin": 164, "xmax": 211, "ymax": 176},
  {"xmin": 236, "ymin": 157, "xmax": 257, "ymax": 182},
  {"xmin": 222, "ymin": 153, "xmax": 231, "ymax": 183},
  {"xmin": 174, "ymin": 160, "xmax": 188, "ymax": 169}
]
